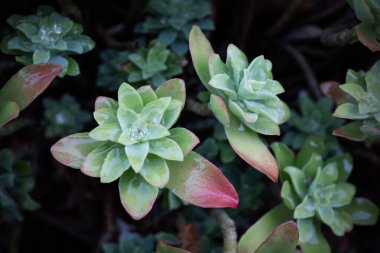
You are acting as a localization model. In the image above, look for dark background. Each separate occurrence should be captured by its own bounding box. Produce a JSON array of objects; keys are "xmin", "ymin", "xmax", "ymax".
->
[{"xmin": 0, "ymin": 0, "xmax": 379, "ymax": 252}]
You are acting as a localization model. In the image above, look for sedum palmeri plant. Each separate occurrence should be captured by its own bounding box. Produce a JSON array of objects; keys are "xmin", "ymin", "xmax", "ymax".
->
[
  {"xmin": 347, "ymin": 0, "xmax": 380, "ymax": 52},
  {"xmin": 196, "ymin": 123, "xmax": 236, "ymax": 163},
  {"xmin": 322, "ymin": 60, "xmax": 380, "ymax": 141},
  {"xmin": 126, "ymin": 42, "xmax": 185, "ymax": 87},
  {"xmin": 0, "ymin": 149, "xmax": 39, "ymax": 222},
  {"xmin": 50, "ymin": 79, "xmax": 238, "ymax": 220},
  {"xmin": 97, "ymin": 49, "xmax": 130, "ymax": 92},
  {"xmin": 189, "ymin": 25, "xmax": 290, "ymax": 182},
  {"xmin": 135, "ymin": 0, "xmax": 214, "ymax": 55},
  {"xmin": 102, "ymin": 231, "xmax": 188, "ymax": 253},
  {"xmin": 282, "ymin": 91, "xmax": 343, "ymax": 153},
  {"xmin": 1, "ymin": 5, "xmax": 95, "ymax": 77},
  {"xmin": 270, "ymin": 135, "xmax": 379, "ymax": 253},
  {"xmin": 0, "ymin": 63, "xmax": 61, "ymax": 127},
  {"xmin": 43, "ymin": 94, "xmax": 91, "ymax": 138}
]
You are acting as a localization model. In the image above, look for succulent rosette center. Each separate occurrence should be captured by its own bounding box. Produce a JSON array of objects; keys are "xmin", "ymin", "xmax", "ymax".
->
[
  {"xmin": 208, "ymin": 44, "xmax": 290, "ymax": 135},
  {"xmin": 88, "ymin": 83, "xmax": 184, "ymax": 181},
  {"xmin": 332, "ymin": 60, "xmax": 380, "ymax": 141},
  {"xmin": 271, "ymin": 136, "xmax": 379, "ymax": 245}
]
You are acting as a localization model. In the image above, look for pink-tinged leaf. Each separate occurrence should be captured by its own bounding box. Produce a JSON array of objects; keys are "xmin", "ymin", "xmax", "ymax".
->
[
  {"xmin": 169, "ymin": 127, "xmax": 200, "ymax": 155},
  {"xmin": 166, "ymin": 151, "xmax": 238, "ymax": 208},
  {"xmin": 119, "ymin": 170, "xmax": 158, "ymax": 220},
  {"xmin": 156, "ymin": 79, "xmax": 186, "ymax": 108},
  {"xmin": 238, "ymin": 204, "xmax": 293, "ymax": 253},
  {"xmin": 320, "ymin": 81, "xmax": 347, "ymax": 104},
  {"xmin": 255, "ymin": 221, "xmax": 299, "ymax": 253},
  {"xmin": 50, "ymin": 132, "xmax": 106, "ymax": 169},
  {"xmin": 210, "ymin": 94, "xmax": 230, "ymax": 127},
  {"xmin": 189, "ymin": 26, "xmax": 218, "ymax": 94},
  {"xmin": 0, "ymin": 101, "xmax": 20, "ymax": 127},
  {"xmin": 333, "ymin": 122, "xmax": 367, "ymax": 141},
  {"xmin": 356, "ymin": 24, "xmax": 380, "ymax": 52},
  {"xmin": 225, "ymin": 116, "xmax": 278, "ymax": 182},
  {"xmin": 0, "ymin": 63, "xmax": 61, "ymax": 110},
  {"xmin": 157, "ymin": 241, "xmax": 190, "ymax": 253}
]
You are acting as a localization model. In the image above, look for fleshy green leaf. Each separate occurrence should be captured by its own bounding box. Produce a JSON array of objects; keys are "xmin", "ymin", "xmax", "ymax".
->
[
  {"xmin": 209, "ymin": 94, "xmax": 230, "ymax": 127},
  {"xmin": 344, "ymin": 197, "xmax": 379, "ymax": 225},
  {"xmin": 156, "ymin": 78, "xmax": 186, "ymax": 108},
  {"xmin": 51, "ymin": 132, "xmax": 106, "ymax": 169},
  {"xmin": 137, "ymin": 85, "xmax": 158, "ymax": 105},
  {"xmin": 125, "ymin": 142, "xmax": 149, "ymax": 173},
  {"xmin": 333, "ymin": 121, "xmax": 367, "ymax": 141},
  {"xmin": 189, "ymin": 26, "xmax": 216, "ymax": 92},
  {"xmin": 139, "ymin": 155, "xmax": 169, "ymax": 188},
  {"xmin": 100, "ymin": 145, "xmax": 130, "ymax": 183},
  {"xmin": 255, "ymin": 221, "xmax": 299, "ymax": 253},
  {"xmin": 119, "ymin": 170, "xmax": 158, "ymax": 220},
  {"xmin": 168, "ymin": 128, "xmax": 199, "ymax": 155},
  {"xmin": 149, "ymin": 138, "xmax": 184, "ymax": 161},
  {"xmin": 0, "ymin": 101, "xmax": 20, "ymax": 127},
  {"xmin": 118, "ymin": 82, "xmax": 143, "ymax": 112},
  {"xmin": 238, "ymin": 204, "xmax": 293, "ymax": 253},
  {"xmin": 270, "ymin": 142, "xmax": 295, "ymax": 172},
  {"xmin": 300, "ymin": 222, "xmax": 331, "ymax": 253},
  {"xmin": 297, "ymin": 218, "xmax": 315, "ymax": 244},
  {"xmin": 225, "ymin": 116, "xmax": 278, "ymax": 182},
  {"xmin": 284, "ymin": 166, "xmax": 307, "ymax": 198},
  {"xmin": 81, "ymin": 144, "xmax": 113, "ymax": 177},
  {"xmin": 294, "ymin": 196, "xmax": 316, "ymax": 219}
]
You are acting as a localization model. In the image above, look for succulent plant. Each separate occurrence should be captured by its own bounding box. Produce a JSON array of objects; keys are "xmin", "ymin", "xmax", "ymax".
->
[
  {"xmin": 271, "ymin": 135, "xmax": 379, "ymax": 253},
  {"xmin": 126, "ymin": 42, "xmax": 185, "ymax": 87},
  {"xmin": 347, "ymin": 0, "xmax": 380, "ymax": 51},
  {"xmin": 196, "ymin": 123, "xmax": 236, "ymax": 163},
  {"xmin": 282, "ymin": 91, "xmax": 343, "ymax": 153},
  {"xmin": 189, "ymin": 25, "xmax": 290, "ymax": 182},
  {"xmin": 102, "ymin": 230, "xmax": 188, "ymax": 253},
  {"xmin": 135, "ymin": 0, "xmax": 214, "ymax": 55},
  {"xmin": 50, "ymin": 79, "xmax": 238, "ymax": 220},
  {"xmin": 238, "ymin": 219, "xmax": 299, "ymax": 253},
  {"xmin": 323, "ymin": 60, "xmax": 380, "ymax": 141},
  {"xmin": 96, "ymin": 49, "xmax": 130, "ymax": 92},
  {"xmin": 43, "ymin": 94, "xmax": 91, "ymax": 138},
  {"xmin": 1, "ymin": 5, "xmax": 95, "ymax": 77},
  {"xmin": 0, "ymin": 64, "xmax": 61, "ymax": 127},
  {"xmin": 0, "ymin": 149, "xmax": 39, "ymax": 222}
]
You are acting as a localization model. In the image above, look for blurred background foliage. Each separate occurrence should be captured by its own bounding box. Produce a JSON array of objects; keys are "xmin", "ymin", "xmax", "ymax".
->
[{"xmin": 0, "ymin": 0, "xmax": 379, "ymax": 252}]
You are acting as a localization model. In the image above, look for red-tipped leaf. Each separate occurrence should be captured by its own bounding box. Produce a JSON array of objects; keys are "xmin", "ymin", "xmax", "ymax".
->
[
  {"xmin": 0, "ymin": 63, "xmax": 61, "ymax": 110},
  {"xmin": 166, "ymin": 151, "xmax": 238, "ymax": 208}
]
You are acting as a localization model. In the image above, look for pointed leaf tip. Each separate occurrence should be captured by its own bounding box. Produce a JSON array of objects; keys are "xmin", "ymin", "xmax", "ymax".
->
[
  {"xmin": 167, "ymin": 152, "xmax": 238, "ymax": 208},
  {"xmin": 189, "ymin": 25, "xmax": 216, "ymax": 92},
  {"xmin": 255, "ymin": 221, "xmax": 299, "ymax": 253}
]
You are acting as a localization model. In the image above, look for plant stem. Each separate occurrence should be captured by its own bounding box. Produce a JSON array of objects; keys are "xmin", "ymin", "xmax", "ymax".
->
[
  {"xmin": 268, "ymin": 0, "xmax": 303, "ymax": 35},
  {"xmin": 211, "ymin": 209, "xmax": 237, "ymax": 253},
  {"xmin": 321, "ymin": 26, "xmax": 358, "ymax": 47},
  {"xmin": 282, "ymin": 43, "xmax": 321, "ymax": 98},
  {"xmin": 185, "ymin": 98, "xmax": 213, "ymax": 116}
]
